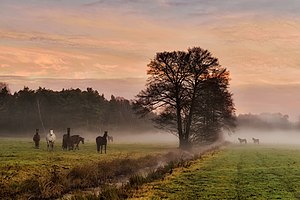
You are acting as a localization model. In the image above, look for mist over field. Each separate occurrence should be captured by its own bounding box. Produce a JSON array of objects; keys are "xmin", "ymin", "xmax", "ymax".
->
[
  {"xmin": 225, "ymin": 129, "xmax": 300, "ymax": 145},
  {"xmin": 222, "ymin": 112, "xmax": 300, "ymax": 145},
  {"xmin": 1, "ymin": 0, "xmax": 300, "ymax": 199},
  {"xmin": 0, "ymin": 129, "xmax": 178, "ymax": 145},
  {"xmin": 68, "ymin": 131, "xmax": 178, "ymax": 144}
]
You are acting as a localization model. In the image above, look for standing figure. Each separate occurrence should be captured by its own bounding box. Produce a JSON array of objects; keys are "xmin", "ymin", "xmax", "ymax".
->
[
  {"xmin": 96, "ymin": 131, "xmax": 108, "ymax": 154},
  {"xmin": 33, "ymin": 129, "xmax": 40, "ymax": 149}
]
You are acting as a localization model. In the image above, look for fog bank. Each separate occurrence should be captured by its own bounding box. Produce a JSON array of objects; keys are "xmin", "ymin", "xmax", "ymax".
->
[{"xmin": 225, "ymin": 129, "xmax": 300, "ymax": 145}]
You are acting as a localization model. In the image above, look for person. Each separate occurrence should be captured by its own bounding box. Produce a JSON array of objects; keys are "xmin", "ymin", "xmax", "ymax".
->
[{"xmin": 33, "ymin": 129, "xmax": 40, "ymax": 149}]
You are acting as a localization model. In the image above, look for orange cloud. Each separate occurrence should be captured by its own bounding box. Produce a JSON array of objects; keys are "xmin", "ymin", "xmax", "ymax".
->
[{"xmin": 1, "ymin": 1, "xmax": 300, "ymax": 119}]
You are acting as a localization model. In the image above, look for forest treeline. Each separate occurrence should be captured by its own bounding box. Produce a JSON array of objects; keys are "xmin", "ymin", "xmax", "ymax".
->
[
  {"xmin": 0, "ymin": 84, "xmax": 155, "ymax": 136},
  {"xmin": 237, "ymin": 113, "xmax": 300, "ymax": 130}
]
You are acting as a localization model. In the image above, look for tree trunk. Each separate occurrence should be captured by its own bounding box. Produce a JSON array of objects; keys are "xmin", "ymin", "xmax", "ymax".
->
[
  {"xmin": 179, "ymin": 136, "xmax": 191, "ymax": 150},
  {"xmin": 176, "ymin": 104, "xmax": 192, "ymax": 150}
]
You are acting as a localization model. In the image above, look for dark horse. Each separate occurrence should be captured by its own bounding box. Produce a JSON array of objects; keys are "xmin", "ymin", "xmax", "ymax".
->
[
  {"xmin": 238, "ymin": 138, "xmax": 247, "ymax": 144},
  {"xmin": 62, "ymin": 134, "xmax": 72, "ymax": 150},
  {"xmin": 96, "ymin": 131, "xmax": 108, "ymax": 154},
  {"xmin": 252, "ymin": 137, "xmax": 259, "ymax": 144},
  {"xmin": 70, "ymin": 135, "xmax": 84, "ymax": 150},
  {"xmin": 33, "ymin": 128, "xmax": 40, "ymax": 149},
  {"xmin": 62, "ymin": 128, "xmax": 72, "ymax": 150}
]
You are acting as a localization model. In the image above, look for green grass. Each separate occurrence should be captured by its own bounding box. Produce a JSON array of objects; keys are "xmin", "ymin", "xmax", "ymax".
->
[
  {"xmin": 132, "ymin": 144, "xmax": 300, "ymax": 200},
  {"xmin": 0, "ymin": 138, "xmax": 176, "ymax": 189}
]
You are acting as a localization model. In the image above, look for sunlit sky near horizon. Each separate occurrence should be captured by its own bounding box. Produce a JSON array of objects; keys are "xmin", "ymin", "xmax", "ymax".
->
[{"xmin": 1, "ymin": 0, "xmax": 300, "ymax": 120}]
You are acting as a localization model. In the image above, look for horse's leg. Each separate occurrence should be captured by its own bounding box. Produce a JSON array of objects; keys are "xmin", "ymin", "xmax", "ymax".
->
[{"xmin": 104, "ymin": 144, "xmax": 106, "ymax": 154}]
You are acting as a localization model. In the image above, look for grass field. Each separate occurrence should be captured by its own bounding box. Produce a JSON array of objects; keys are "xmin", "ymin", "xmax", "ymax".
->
[
  {"xmin": 4, "ymin": 139, "xmax": 300, "ymax": 200},
  {"xmin": 131, "ymin": 144, "xmax": 300, "ymax": 200},
  {"xmin": 0, "ymin": 138, "xmax": 175, "ymax": 179},
  {"xmin": 0, "ymin": 137, "xmax": 177, "ymax": 199}
]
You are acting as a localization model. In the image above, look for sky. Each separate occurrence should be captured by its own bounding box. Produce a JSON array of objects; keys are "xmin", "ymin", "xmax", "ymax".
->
[{"xmin": 0, "ymin": 0, "xmax": 300, "ymax": 120}]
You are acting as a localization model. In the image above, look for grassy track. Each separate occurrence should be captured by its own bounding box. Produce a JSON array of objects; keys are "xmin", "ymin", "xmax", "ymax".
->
[
  {"xmin": 132, "ymin": 144, "xmax": 300, "ymax": 200},
  {"xmin": 0, "ymin": 138, "xmax": 175, "ymax": 186}
]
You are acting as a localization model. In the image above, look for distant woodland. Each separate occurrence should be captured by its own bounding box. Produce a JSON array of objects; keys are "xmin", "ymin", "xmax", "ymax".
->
[
  {"xmin": 1, "ymin": 81, "xmax": 299, "ymax": 139},
  {"xmin": 237, "ymin": 113, "xmax": 300, "ymax": 130},
  {"xmin": 0, "ymin": 84, "xmax": 155, "ymax": 136}
]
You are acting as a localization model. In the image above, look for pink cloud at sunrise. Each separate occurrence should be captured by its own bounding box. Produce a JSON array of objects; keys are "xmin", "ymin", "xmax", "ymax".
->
[{"xmin": 1, "ymin": 0, "xmax": 300, "ymax": 120}]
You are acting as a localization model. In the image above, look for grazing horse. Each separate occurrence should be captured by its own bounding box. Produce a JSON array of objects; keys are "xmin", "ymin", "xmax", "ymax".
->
[
  {"xmin": 252, "ymin": 138, "xmax": 259, "ymax": 144},
  {"xmin": 46, "ymin": 129, "xmax": 56, "ymax": 151},
  {"xmin": 70, "ymin": 135, "xmax": 84, "ymax": 150},
  {"xmin": 108, "ymin": 135, "xmax": 113, "ymax": 143},
  {"xmin": 238, "ymin": 138, "xmax": 247, "ymax": 144},
  {"xmin": 96, "ymin": 131, "xmax": 108, "ymax": 154}
]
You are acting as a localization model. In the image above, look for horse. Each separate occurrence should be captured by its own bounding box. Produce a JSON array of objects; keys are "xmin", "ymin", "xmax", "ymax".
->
[
  {"xmin": 238, "ymin": 138, "xmax": 247, "ymax": 144},
  {"xmin": 62, "ymin": 128, "xmax": 73, "ymax": 150},
  {"xmin": 46, "ymin": 129, "xmax": 56, "ymax": 151},
  {"xmin": 70, "ymin": 135, "xmax": 84, "ymax": 150},
  {"xmin": 96, "ymin": 131, "xmax": 108, "ymax": 154},
  {"xmin": 62, "ymin": 134, "xmax": 72, "ymax": 150},
  {"xmin": 33, "ymin": 129, "xmax": 40, "ymax": 149},
  {"xmin": 252, "ymin": 137, "xmax": 259, "ymax": 144},
  {"xmin": 108, "ymin": 135, "xmax": 113, "ymax": 143}
]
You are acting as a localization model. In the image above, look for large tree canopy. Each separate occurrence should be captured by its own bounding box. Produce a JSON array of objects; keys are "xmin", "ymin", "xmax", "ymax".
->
[{"xmin": 137, "ymin": 47, "xmax": 235, "ymax": 149}]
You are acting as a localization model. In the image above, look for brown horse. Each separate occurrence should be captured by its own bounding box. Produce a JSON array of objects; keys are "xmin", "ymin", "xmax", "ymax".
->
[
  {"xmin": 96, "ymin": 131, "xmax": 108, "ymax": 154},
  {"xmin": 70, "ymin": 135, "xmax": 84, "ymax": 150}
]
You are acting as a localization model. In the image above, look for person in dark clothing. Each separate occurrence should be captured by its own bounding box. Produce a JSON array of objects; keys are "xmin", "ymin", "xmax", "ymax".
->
[{"xmin": 33, "ymin": 129, "xmax": 40, "ymax": 149}]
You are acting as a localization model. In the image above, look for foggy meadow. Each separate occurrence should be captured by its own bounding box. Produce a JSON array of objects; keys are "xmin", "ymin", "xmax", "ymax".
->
[
  {"xmin": 2, "ymin": 76, "xmax": 300, "ymax": 199},
  {"xmin": 1, "ymin": 48, "xmax": 300, "ymax": 199},
  {"xmin": 1, "ymin": 0, "xmax": 300, "ymax": 199},
  {"xmin": 228, "ymin": 113, "xmax": 300, "ymax": 145}
]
